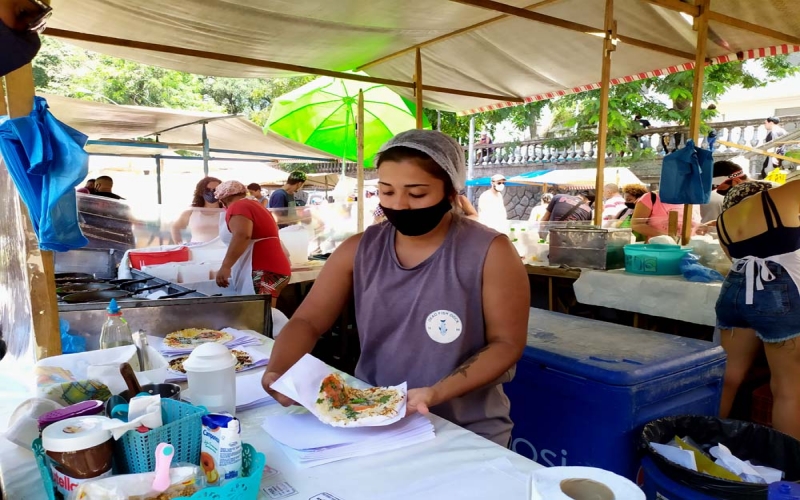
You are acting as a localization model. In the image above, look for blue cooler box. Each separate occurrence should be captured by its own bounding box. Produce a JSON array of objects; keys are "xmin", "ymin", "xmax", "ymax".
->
[{"xmin": 505, "ymin": 310, "xmax": 726, "ymax": 481}]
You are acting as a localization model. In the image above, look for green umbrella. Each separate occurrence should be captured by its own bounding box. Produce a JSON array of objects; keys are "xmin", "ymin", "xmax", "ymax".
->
[{"xmin": 265, "ymin": 74, "xmax": 430, "ymax": 167}]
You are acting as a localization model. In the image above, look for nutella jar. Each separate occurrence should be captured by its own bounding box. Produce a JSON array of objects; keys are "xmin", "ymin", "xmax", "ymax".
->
[{"xmin": 42, "ymin": 416, "xmax": 114, "ymax": 499}]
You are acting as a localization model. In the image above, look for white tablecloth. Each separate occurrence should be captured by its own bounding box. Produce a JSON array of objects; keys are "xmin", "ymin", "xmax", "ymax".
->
[
  {"xmin": 573, "ymin": 269, "xmax": 722, "ymax": 326},
  {"xmin": 0, "ymin": 338, "xmax": 539, "ymax": 499}
]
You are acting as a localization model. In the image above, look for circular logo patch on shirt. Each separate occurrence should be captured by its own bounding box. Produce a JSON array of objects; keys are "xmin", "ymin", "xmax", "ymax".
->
[{"xmin": 425, "ymin": 310, "xmax": 463, "ymax": 344}]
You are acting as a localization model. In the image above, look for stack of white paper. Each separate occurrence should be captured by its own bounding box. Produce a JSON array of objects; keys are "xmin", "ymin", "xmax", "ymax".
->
[
  {"xmin": 261, "ymin": 412, "xmax": 435, "ymax": 468},
  {"xmin": 234, "ymin": 368, "xmax": 277, "ymax": 411},
  {"xmin": 149, "ymin": 327, "xmax": 263, "ymax": 356}
]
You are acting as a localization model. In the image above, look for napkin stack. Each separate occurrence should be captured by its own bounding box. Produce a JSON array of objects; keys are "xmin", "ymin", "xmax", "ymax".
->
[
  {"xmin": 233, "ymin": 369, "xmax": 278, "ymax": 411},
  {"xmin": 262, "ymin": 412, "xmax": 435, "ymax": 468},
  {"xmin": 148, "ymin": 327, "xmax": 262, "ymax": 356}
]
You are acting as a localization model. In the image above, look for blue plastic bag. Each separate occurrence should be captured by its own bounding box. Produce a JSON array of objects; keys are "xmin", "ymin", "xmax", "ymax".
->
[
  {"xmin": 680, "ymin": 254, "xmax": 724, "ymax": 283},
  {"xmin": 659, "ymin": 139, "xmax": 714, "ymax": 205},
  {"xmin": 59, "ymin": 318, "xmax": 86, "ymax": 354},
  {"xmin": 0, "ymin": 96, "xmax": 89, "ymax": 251}
]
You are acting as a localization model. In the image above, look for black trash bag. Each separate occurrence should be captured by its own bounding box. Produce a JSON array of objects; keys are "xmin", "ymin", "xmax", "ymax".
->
[{"xmin": 640, "ymin": 415, "xmax": 800, "ymax": 500}]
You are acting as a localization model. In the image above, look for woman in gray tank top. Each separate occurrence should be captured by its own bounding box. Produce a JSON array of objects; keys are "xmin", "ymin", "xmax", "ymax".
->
[{"xmin": 263, "ymin": 130, "xmax": 530, "ymax": 447}]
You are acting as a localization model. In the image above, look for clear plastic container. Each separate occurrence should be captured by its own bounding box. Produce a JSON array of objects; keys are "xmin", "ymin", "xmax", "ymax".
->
[
  {"xmin": 183, "ymin": 343, "xmax": 237, "ymax": 415},
  {"xmin": 99, "ymin": 299, "xmax": 134, "ymax": 349}
]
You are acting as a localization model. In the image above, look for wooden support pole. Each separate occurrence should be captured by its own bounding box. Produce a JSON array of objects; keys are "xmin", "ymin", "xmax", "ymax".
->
[
  {"xmin": 682, "ymin": 0, "xmax": 710, "ymax": 246},
  {"xmin": 593, "ymin": 0, "xmax": 616, "ymax": 227},
  {"xmin": 415, "ymin": 48, "xmax": 424, "ymax": 129},
  {"xmin": 357, "ymin": 90, "xmax": 365, "ymax": 233},
  {"xmin": 3, "ymin": 65, "xmax": 62, "ymax": 359}
]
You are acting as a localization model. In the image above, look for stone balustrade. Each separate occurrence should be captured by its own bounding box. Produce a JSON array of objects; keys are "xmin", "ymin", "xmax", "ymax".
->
[
  {"xmin": 465, "ymin": 114, "xmax": 800, "ymax": 170},
  {"xmin": 306, "ymin": 115, "xmax": 799, "ymax": 183}
]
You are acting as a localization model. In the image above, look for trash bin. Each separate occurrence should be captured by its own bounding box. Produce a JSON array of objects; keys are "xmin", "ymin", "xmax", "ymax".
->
[
  {"xmin": 505, "ymin": 310, "xmax": 726, "ymax": 480},
  {"xmin": 641, "ymin": 455, "xmax": 718, "ymax": 500},
  {"xmin": 640, "ymin": 415, "xmax": 800, "ymax": 499}
]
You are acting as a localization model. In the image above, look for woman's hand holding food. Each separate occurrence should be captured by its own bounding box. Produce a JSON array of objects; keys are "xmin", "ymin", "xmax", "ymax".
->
[
  {"xmin": 262, "ymin": 371, "xmax": 299, "ymax": 407},
  {"xmin": 405, "ymin": 387, "xmax": 438, "ymax": 416}
]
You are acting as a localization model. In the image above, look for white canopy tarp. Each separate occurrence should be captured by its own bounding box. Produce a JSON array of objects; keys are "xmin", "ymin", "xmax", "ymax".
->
[
  {"xmin": 42, "ymin": 94, "xmax": 335, "ymax": 161},
  {"xmin": 510, "ymin": 167, "xmax": 642, "ymax": 189},
  {"xmin": 46, "ymin": 0, "xmax": 800, "ymax": 115}
]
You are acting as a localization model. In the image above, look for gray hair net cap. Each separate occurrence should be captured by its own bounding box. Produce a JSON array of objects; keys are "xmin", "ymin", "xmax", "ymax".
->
[{"xmin": 375, "ymin": 130, "xmax": 467, "ymax": 192}]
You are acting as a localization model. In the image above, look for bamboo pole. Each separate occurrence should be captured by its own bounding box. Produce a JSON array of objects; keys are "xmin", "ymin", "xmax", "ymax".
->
[
  {"xmin": 415, "ymin": 48, "xmax": 424, "ymax": 129},
  {"xmin": 681, "ymin": 0, "xmax": 710, "ymax": 246},
  {"xmin": 3, "ymin": 65, "xmax": 62, "ymax": 359},
  {"xmin": 593, "ymin": 0, "xmax": 616, "ymax": 227},
  {"xmin": 357, "ymin": 90, "xmax": 365, "ymax": 233}
]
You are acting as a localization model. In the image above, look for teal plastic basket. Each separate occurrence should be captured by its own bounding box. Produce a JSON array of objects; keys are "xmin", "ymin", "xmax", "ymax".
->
[
  {"xmin": 113, "ymin": 398, "xmax": 207, "ymax": 474},
  {"xmin": 624, "ymin": 243, "xmax": 691, "ymax": 276},
  {"xmin": 34, "ymin": 439, "xmax": 265, "ymax": 500}
]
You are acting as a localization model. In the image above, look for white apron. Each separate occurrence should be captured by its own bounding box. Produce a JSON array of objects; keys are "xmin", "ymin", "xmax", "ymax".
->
[{"xmin": 218, "ymin": 214, "xmax": 275, "ymax": 296}]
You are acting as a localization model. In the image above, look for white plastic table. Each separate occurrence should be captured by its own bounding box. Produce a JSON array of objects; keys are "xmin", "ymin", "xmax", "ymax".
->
[
  {"xmin": 573, "ymin": 269, "xmax": 722, "ymax": 327},
  {"xmin": 0, "ymin": 339, "xmax": 540, "ymax": 499}
]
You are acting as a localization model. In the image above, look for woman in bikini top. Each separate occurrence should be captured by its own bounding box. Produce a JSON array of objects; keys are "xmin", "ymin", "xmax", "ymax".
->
[{"xmin": 714, "ymin": 179, "xmax": 800, "ymax": 440}]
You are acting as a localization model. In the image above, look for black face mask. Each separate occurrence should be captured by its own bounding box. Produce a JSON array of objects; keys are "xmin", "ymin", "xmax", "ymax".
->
[
  {"xmin": 381, "ymin": 197, "xmax": 452, "ymax": 237},
  {"xmin": 716, "ymin": 188, "xmax": 730, "ymax": 197},
  {"xmin": 0, "ymin": 22, "xmax": 41, "ymax": 77},
  {"xmin": 624, "ymin": 202, "xmax": 636, "ymax": 209},
  {"xmin": 202, "ymin": 190, "xmax": 218, "ymax": 203}
]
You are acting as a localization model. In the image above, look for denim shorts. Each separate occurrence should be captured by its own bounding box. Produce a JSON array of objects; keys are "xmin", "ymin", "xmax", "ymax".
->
[{"xmin": 715, "ymin": 261, "xmax": 800, "ymax": 343}]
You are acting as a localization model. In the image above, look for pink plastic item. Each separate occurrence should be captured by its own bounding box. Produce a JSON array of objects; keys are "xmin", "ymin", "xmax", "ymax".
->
[{"xmin": 152, "ymin": 442, "xmax": 175, "ymax": 492}]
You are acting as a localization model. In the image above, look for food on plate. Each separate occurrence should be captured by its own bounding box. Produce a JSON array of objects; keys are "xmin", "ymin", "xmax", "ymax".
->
[
  {"xmin": 169, "ymin": 349, "xmax": 253, "ymax": 374},
  {"xmin": 163, "ymin": 328, "xmax": 234, "ymax": 349},
  {"xmin": 315, "ymin": 373, "xmax": 404, "ymax": 423}
]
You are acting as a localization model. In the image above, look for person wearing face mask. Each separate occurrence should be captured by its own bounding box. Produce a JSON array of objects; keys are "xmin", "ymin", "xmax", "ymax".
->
[
  {"xmin": 478, "ymin": 174, "xmax": 509, "ymax": 233},
  {"xmin": 171, "ymin": 176, "xmax": 223, "ymax": 244},
  {"xmin": 0, "ymin": 0, "xmax": 51, "ymax": 77},
  {"xmin": 612, "ymin": 184, "xmax": 647, "ymax": 224},
  {"xmin": 214, "ymin": 180, "xmax": 291, "ymax": 305},
  {"xmin": 262, "ymin": 130, "xmax": 530, "ymax": 447}
]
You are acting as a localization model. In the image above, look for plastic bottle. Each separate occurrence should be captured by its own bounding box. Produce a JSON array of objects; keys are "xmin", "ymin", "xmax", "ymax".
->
[
  {"xmin": 99, "ymin": 299, "xmax": 134, "ymax": 349},
  {"xmin": 183, "ymin": 343, "xmax": 237, "ymax": 415}
]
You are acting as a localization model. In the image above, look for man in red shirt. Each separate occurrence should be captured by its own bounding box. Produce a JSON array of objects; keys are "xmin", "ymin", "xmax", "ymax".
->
[{"xmin": 214, "ymin": 181, "xmax": 291, "ymax": 305}]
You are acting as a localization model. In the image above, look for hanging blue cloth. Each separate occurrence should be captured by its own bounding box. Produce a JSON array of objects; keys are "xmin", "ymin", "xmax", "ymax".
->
[
  {"xmin": 659, "ymin": 139, "xmax": 714, "ymax": 205},
  {"xmin": 0, "ymin": 96, "xmax": 88, "ymax": 251}
]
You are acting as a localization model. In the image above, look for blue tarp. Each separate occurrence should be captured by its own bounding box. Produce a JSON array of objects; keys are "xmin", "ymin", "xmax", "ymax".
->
[
  {"xmin": 466, "ymin": 169, "xmax": 552, "ymax": 187},
  {"xmin": 0, "ymin": 97, "xmax": 89, "ymax": 251}
]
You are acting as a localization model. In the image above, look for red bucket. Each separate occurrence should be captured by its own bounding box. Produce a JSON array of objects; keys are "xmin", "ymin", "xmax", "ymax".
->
[{"xmin": 129, "ymin": 246, "xmax": 190, "ymax": 270}]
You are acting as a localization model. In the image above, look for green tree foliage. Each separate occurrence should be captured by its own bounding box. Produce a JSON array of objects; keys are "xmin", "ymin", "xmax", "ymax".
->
[
  {"xmin": 550, "ymin": 57, "xmax": 799, "ymax": 155},
  {"xmin": 32, "ymin": 37, "xmax": 315, "ymax": 126},
  {"xmin": 426, "ymin": 102, "xmax": 547, "ymax": 143},
  {"xmin": 430, "ymin": 57, "xmax": 797, "ymax": 155}
]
